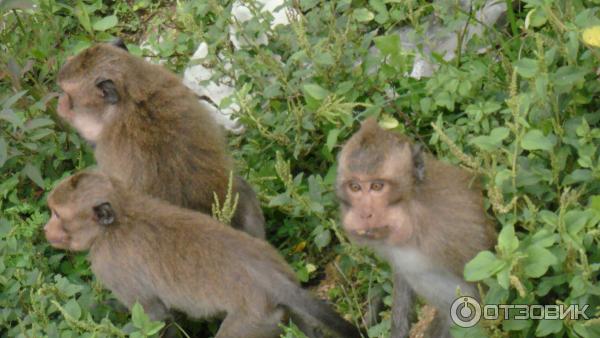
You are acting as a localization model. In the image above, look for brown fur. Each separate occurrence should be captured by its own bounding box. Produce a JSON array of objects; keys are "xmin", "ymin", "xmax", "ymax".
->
[
  {"xmin": 44, "ymin": 171, "xmax": 362, "ymax": 338},
  {"xmin": 56, "ymin": 42, "xmax": 264, "ymax": 238},
  {"xmin": 337, "ymin": 118, "xmax": 496, "ymax": 338}
]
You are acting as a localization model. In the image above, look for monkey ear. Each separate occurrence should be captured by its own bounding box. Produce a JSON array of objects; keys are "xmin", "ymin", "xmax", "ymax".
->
[
  {"xmin": 112, "ymin": 38, "xmax": 129, "ymax": 51},
  {"xmin": 411, "ymin": 143, "xmax": 425, "ymax": 182},
  {"xmin": 95, "ymin": 78, "xmax": 120, "ymax": 104},
  {"xmin": 93, "ymin": 202, "xmax": 115, "ymax": 226}
]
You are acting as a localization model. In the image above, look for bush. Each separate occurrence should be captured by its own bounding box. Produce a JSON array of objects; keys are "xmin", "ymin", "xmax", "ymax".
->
[{"xmin": 0, "ymin": 0, "xmax": 598, "ymax": 337}]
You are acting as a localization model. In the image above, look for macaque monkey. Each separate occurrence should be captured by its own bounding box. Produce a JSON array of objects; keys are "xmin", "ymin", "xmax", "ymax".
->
[
  {"xmin": 336, "ymin": 118, "xmax": 496, "ymax": 338},
  {"xmin": 44, "ymin": 171, "xmax": 362, "ymax": 338},
  {"xmin": 55, "ymin": 40, "xmax": 264, "ymax": 239}
]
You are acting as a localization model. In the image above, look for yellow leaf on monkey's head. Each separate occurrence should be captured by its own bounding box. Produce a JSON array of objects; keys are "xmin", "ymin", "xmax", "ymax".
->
[{"xmin": 582, "ymin": 26, "xmax": 600, "ymax": 47}]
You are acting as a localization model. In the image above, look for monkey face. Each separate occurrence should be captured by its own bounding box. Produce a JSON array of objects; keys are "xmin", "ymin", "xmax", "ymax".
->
[
  {"xmin": 45, "ymin": 172, "xmax": 117, "ymax": 251},
  {"xmin": 337, "ymin": 118, "xmax": 425, "ymax": 246},
  {"xmin": 338, "ymin": 175, "xmax": 414, "ymax": 245}
]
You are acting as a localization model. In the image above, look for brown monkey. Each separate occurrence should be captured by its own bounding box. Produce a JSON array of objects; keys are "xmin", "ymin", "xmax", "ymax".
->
[
  {"xmin": 44, "ymin": 170, "xmax": 362, "ymax": 338},
  {"xmin": 336, "ymin": 118, "xmax": 496, "ymax": 338},
  {"xmin": 55, "ymin": 40, "xmax": 265, "ymax": 239}
]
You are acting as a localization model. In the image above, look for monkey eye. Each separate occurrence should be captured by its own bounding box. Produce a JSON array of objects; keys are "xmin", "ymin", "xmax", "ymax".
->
[
  {"xmin": 348, "ymin": 182, "xmax": 361, "ymax": 192},
  {"xmin": 371, "ymin": 182, "xmax": 384, "ymax": 191},
  {"xmin": 52, "ymin": 209, "xmax": 61, "ymax": 219}
]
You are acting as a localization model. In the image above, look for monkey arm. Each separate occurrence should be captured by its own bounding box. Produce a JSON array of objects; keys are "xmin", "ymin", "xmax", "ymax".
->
[{"xmin": 391, "ymin": 273, "xmax": 415, "ymax": 338}]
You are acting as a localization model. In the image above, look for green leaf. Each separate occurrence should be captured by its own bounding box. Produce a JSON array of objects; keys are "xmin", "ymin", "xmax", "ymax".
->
[
  {"xmin": 145, "ymin": 321, "xmax": 165, "ymax": 335},
  {"xmin": 23, "ymin": 163, "xmax": 44, "ymax": 188},
  {"xmin": 326, "ymin": 129, "xmax": 341, "ymax": 152},
  {"xmin": 525, "ymin": 8, "xmax": 547, "ymax": 28},
  {"xmin": 521, "ymin": 130, "xmax": 554, "ymax": 151},
  {"xmin": 93, "ymin": 15, "xmax": 118, "ymax": 31},
  {"xmin": 63, "ymin": 299, "xmax": 81, "ymax": 320},
  {"xmin": 523, "ymin": 245, "xmax": 557, "ymax": 278},
  {"xmin": 268, "ymin": 193, "xmax": 292, "ymax": 207},
  {"xmin": 563, "ymin": 169, "xmax": 592, "ymax": 185},
  {"xmin": 498, "ymin": 225, "xmax": 519, "ymax": 254},
  {"xmin": 74, "ymin": 0, "xmax": 92, "ymax": 33},
  {"xmin": 531, "ymin": 229, "xmax": 558, "ymax": 248},
  {"xmin": 464, "ymin": 251, "xmax": 506, "ymax": 281},
  {"xmin": 497, "ymin": 266, "xmax": 510, "ymax": 289},
  {"xmin": 302, "ymin": 84, "xmax": 329, "ymax": 101},
  {"xmin": 535, "ymin": 319, "xmax": 563, "ymax": 337},
  {"xmin": 538, "ymin": 210, "xmax": 558, "ymax": 227},
  {"xmin": 24, "ymin": 117, "xmax": 54, "ymax": 131},
  {"xmin": 514, "ymin": 58, "xmax": 538, "ymax": 78},
  {"xmin": 564, "ymin": 210, "xmax": 591, "ymax": 235},
  {"xmin": 552, "ymin": 66, "xmax": 588, "ymax": 94},
  {"xmin": 314, "ymin": 229, "xmax": 331, "ymax": 249},
  {"xmin": 469, "ymin": 127, "xmax": 510, "ymax": 151},
  {"xmin": 314, "ymin": 52, "xmax": 334, "ymax": 66},
  {"xmin": 590, "ymin": 195, "xmax": 600, "ymax": 212},
  {"xmin": 131, "ymin": 302, "xmax": 148, "ymax": 328},
  {"xmin": 374, "ymin": 34, "xmax": 400, "ymax": 56},
  {"xmin": 353, "ymin": 8, "xmax": 374, "ymax": 22}
]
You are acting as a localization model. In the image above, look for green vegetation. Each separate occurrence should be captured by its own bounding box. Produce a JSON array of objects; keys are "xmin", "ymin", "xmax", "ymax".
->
[{"xmin": 1, "ymin": 0, "xmax": 599, "ymax": 337}]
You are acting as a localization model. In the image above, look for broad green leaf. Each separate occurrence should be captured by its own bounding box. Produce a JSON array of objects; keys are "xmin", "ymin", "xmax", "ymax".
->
[
  {"xmin": 525, "ymin": 8, "xmax": 547, "ymax": 28},
  {"xmin": 1, "ymin": 90, "xmax": 28, "ymax": 109},
  {"xmin": 353, "ymin": 8, "xmax": 374, "ymax": 22},
  {"xmin": 497, "ymin": 266, "xmax": 510, "ymax": 289},
  {"xmin": 563, "ymin": 169, "xmax": 592, "ymax": 185},
  {"xmin": 552, "ymin": 66, "xmax": 588, "ymax": 94},
  {"xmin": 564, "ymin": 210, "xmax": 591, "ymax": 235},
  {"xmin": 314, "ymin": 229, "xmax": 331, "ymax": 249},
  {"xmin": 63, "ymin": 299, "xmax": 81, "ymax": 320},
  {"xmin": 374, "ymin": 34, "xmax": 400, "ymax": 56},
  {"xmin": 589, "ymin": 195, "xmax": 600, "ymax": 212},
  {"xmin": 23, "ymin": 163, "xmax": 44, "ymax": 188},
  {"xmin": 469, "ymin": 127, "xmax": 510, "ymax": 151},
  {"xmin": 521, "ymin": 130, "xmax": 554, "ymax": 151},
  {"xmin": 314, "ymin": 52, "xmax": 334, "ymax": 66},
  {"xmin": 523, "ymin": 245, "xmax": 557, "ymax": 278},
  {"xmin": 498, "ymin": 225, "xmax": 519, "ymax": 254},
  {"xmin": 74, "ymin": 0, "xmax": 92, "ymax": 33},
  {"xmin": 24, "ymin": 117, "xmax": 54, "ymax": 131},
  {"xmin": 379, "ymin": 115, "xmax": 399, "ymax": 129},
  {"xmin": 535, "ymin": 319, "xmax": 563, "ymax": 337},
  {"xmin": 326, "ymin": 129, "xmax": 340, "ymax": 152},
  {"xmin": 514, "ymin": 58, "xmax": 538, "ymax": 78},
  {"xmin": 538, "ymin": 210, "xmax": 558, "ymax": 227},
  {"xmin": 145, "ymin": 321, "xmax": 165, "ymax": 335},
  {"xmin": 131, "ymin": 302, "xmax": 148, "ymax": 328},
  {"xmin": 269, "ymin": 193, "xmax": 292, "ymax": 207},
  {"xmin": 93, "ymin": 15, "xmax": 118, "ymax": 31},
  {"xmin": 531, "ymin": 229, "xmax": 558, "ymax": 247},
  {"xmin": 302, "ymin": 84, "xmax": 329, "ymax": 100},
  {"xmin": 464, "ymin": 251, "xmax": 505, "ymax": 281}
]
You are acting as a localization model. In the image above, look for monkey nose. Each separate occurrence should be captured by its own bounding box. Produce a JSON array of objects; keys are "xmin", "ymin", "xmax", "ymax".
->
[{"xmin": 360, "ymin": 213, "xmax": 373, "ymax": 220}]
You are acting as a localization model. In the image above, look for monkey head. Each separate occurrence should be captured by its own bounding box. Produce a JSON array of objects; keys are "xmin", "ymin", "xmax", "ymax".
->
[
  {"xmin": 56, "ymin": 40, "xmax": 129, "ymax": 142},
  {"xmin": 336, "ymin": 118, "xmax": 425, "ymax": 245},
  {"xmin": 44, "ymin": 171, "xmax": 118, "ymax": 251}
]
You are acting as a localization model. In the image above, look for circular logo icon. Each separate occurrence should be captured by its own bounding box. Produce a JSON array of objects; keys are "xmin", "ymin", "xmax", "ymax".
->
[{"xmin": 450, "ymin": 296, "xmax": 482, "ymax": 328}]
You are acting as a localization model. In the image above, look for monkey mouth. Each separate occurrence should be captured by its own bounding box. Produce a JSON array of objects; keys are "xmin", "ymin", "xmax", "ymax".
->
[{"xmin": 353, "ymin": 225, "xmax": 390, "ymax": 239}]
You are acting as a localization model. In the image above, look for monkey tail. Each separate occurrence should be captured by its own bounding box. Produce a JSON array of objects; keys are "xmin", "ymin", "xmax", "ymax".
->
[{"xmin": 273, "ymin": 275, "xmax": 364, "ymax": 338}]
